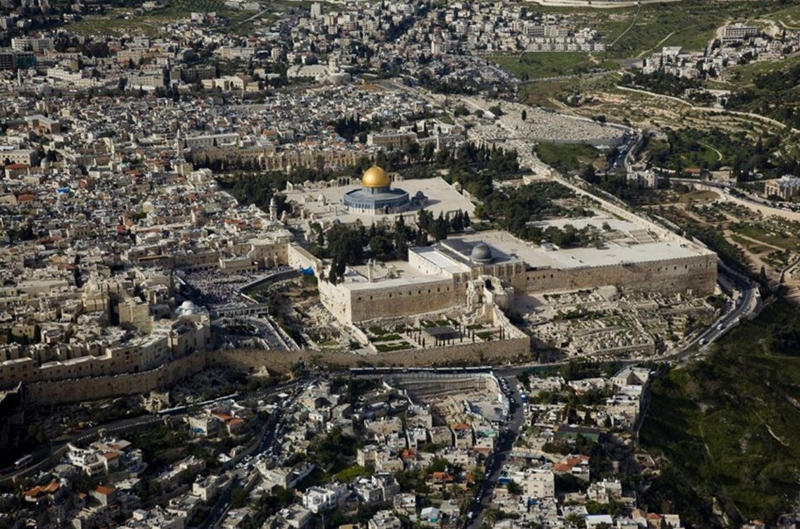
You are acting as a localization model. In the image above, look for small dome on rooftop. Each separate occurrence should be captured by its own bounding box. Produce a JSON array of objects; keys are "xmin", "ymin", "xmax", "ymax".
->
[
  {"xmin": 176, "ymin": 300, "xmax": 197, "ymax": 316},
  {"xmin": 470, "ymin": 242, "xmax": 493, "ymax": 263}
]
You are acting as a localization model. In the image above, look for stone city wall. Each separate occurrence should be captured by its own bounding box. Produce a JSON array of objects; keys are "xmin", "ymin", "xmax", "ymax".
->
[
  {"xmin": 23, "ymin": 334, "xmax": 529, "ymax": 405},
  {"xmin": 209, "ymin": 336, "xmax": 531, "ymax": 373},
  {"xmin": 287, "ymin": 243, "xmax": 322, "ymax": 272},
  {"xmin": 25, "ymin": 353, "xmax": 206, "ymax": 404},
  {"xmin": 319, "ymin": 274, "xmax": 460, "ymax": 325}
]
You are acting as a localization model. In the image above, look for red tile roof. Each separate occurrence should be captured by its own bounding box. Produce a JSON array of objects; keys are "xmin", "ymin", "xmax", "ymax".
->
[{"xmin": 94, "ymin": 485, "xmax": 116, "ymax": 496}]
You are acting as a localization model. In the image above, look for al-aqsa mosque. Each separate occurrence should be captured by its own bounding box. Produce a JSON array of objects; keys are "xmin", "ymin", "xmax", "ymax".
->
[{"xmin": 342, "ymin": 166, "xmax": 412, "ymax": 215}]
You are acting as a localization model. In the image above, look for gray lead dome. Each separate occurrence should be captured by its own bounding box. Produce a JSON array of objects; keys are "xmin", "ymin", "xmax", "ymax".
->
[{"xmin": 470, "ymin": 242, "xmax": 493, "ymax": 263}]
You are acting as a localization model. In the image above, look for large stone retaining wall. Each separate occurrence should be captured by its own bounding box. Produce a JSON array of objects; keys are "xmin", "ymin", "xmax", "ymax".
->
[
  {"xmin": 348, "ymin": 278, "xmax": 458, "ymax": 323},
  {"xmin": 22, "ymin": 335, "xmax": 530, "ymax": 405},
  {"xmin": 524, "ymin": 253, "xmax": 717, "ymax": 296}
]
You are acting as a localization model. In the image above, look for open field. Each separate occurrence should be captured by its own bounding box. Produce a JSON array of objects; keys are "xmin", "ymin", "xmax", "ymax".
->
[
  {"xmin": 728, "ymin": 53, "xmax": 800, "ymax": 85},
  {"xmin": 676, "ymin": 190, "xmax": 719, "ymax": 203},
  {"xmin": 562, "ymin": 85, "xmax": 788, "ymax": 148},
  {"xmin": 157, "ymin": 0, "xmax": 229, "ymax": 16},
  {"xmin": 518, "ymin": 79, "xmax": 578, "ymax": 109},
  {"xmin": 763, "ymin": 3, "xmax": 800, "ymax": 28},
  {"xmin": 528, "ymin": 1, "xmax": 788, "ymax": 59},
  {"xmin": 67, "ymin": 12, "xmax": 178, "ymax": 37},
  {"xmin": 533, "ymin": 141, "xmax": 602, "ymax": 173},
  {"xmin": 733, "ymin": 224, "xmax": 800, "ymax": 252},
  {"xmin": 487, "ymin": 52, "xmax": 614, "ymax": 80},
  {"xmin": 517, "ymin": 73, "xmax": 621, "ymax": 109}
]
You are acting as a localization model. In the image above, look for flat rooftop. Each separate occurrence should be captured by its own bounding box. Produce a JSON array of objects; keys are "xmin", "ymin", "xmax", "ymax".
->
[
  {"xmin": 284, "ymin": 176, "xmax": 475, "ymax": 227},
  {"xmin": 343, "ymin": 259, "xmax": 452, "ymax": 291},
  {"xmin": 413, "ymin": 246, "xmax": 471, "ymax": 274},
  {"xmin": 451, "ymin": 230, "xmax": 714, "ymax": 270}
]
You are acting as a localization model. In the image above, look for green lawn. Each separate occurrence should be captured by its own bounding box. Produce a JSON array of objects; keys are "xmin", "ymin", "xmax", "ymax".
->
[
  {"xmin": 728, "ymin": 53, "xmax": 800, "ymax": 85},
  {"xmin": 488, "ymin": 52, "xmax": 603, "ymax": 80},
  {"xmin": 764, "ymin": 3, "xmax": 800, "ymax": 27},
  {"xmin": 534, "ymin": 141, "xmax": 602, "ymax": 174},
  {"xmin": 641, "ymin": 301, "xmax": 800, "ymax": 526}
]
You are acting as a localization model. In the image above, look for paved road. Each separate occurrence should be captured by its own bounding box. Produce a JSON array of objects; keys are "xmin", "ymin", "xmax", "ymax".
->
[
  {"xmin": 202, "ymin": 474, "xmax": 238, "ymax": 529},
  {"xmin": 465, "ymin": 375, "xmax": 525, "ymax": 529},
  {"xmin": 201, "ymin": 384, "xmax": 298, "ymax": 528},
  {"xmin": 673, "ymin": 262, "xmax": 761, "ymax": 364},
  {"xmin": 0, "ymin": 414, "xmax": 166, "ymax": 486}
]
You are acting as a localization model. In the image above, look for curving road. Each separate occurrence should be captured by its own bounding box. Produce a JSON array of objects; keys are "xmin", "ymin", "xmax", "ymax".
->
[
  {"xmin": 669, "ymin": 261, "xmax": 761, "ymax": 365},
  {"xmin": 0, "ymin": 382, "xmax": 301, "ymax": 488}
]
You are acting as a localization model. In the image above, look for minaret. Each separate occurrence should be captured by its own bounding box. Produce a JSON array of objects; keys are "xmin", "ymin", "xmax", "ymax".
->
[
  {"xmin": 269, "ymin": 196, "xmax": 278, "ymax": 221},
  {"xmin": 175, "ymin": 128, "xmax": 182, "ymax": 159}
]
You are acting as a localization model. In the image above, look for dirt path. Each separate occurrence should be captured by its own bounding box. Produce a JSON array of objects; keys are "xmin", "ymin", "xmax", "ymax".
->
[
  {"xmin": 609, "ymin": 3, "xmax": 641, "ymax": 49},
  {"xmin": 763, "ymin": 420, "xmax": 790, "ymax": 448},
  {"xmin": 733, "ymin": 233, "xmax": 785, "ymax": 252},
  {"xmin": 723, "ymin": 231, "xmax": 764, "ymax": 272},
  {"xmin": 637, "ymin": 31, "xmax": 676, "ymax": 59},
  {"xmin": 698, "ymin": 141, "xmax": 723, "ymax": 161},
  {"xmin": 616, "ymin": 85, "xmax": 800, "ymax": 134}
]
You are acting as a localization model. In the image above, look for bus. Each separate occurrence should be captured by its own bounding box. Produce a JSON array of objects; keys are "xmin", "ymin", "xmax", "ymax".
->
[{"xmin": 14, "ymin": 455, "xmax": 32, "ymax": 468}]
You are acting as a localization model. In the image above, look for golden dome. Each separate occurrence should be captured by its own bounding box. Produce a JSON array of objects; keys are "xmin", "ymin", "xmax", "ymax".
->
[{"xmin": 361, "ymin": 166, "xmax": 391, "ymax": 188}]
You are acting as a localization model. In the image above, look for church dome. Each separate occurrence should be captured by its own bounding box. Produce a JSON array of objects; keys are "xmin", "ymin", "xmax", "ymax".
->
[
  {"xmin": 361, "ymin": 166, "xmax": 391, "ymax": 188},
  {"xmin": 470, "ymin": 242, "xmax": 493, "ymax": 263}
]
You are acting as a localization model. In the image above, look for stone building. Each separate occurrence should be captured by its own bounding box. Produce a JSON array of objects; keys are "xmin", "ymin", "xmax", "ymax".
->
[
  {"xmin": 319, "ymin": 228, "xmax": 716, "ymax": 325},
  {"xmin": 764, "ymin": 175, "xmax": 800, "ymax": 200}
]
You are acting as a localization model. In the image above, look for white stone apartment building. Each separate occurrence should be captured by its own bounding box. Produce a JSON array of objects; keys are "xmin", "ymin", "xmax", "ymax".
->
[{"xmin": 302, "ymin": 483, "xmax": 349, "ymax": 514}]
